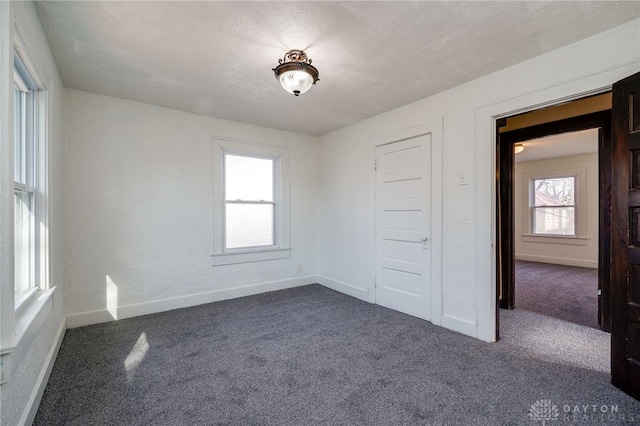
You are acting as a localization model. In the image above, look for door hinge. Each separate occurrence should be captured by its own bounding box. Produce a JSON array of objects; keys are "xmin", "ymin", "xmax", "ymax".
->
[
  {"xmin": 374, "ymin": 277, "xmax": 377, "ymax": 288},
  {"xmin": 374, "ymin": 159, "xmax": 378, "ymax": 170}
]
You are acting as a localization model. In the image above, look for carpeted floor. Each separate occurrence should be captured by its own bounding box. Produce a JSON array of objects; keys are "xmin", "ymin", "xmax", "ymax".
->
[
  {"xmin": 500, "ymin": 308, "xmax": 610, "ymax": 374},
  {"xmin": 515, "ymin": 260, "xmax": 599, "ymax": 329},
  {"xmin": 35, "ymin": 285, "xmax": 639, "ymax": 425}
]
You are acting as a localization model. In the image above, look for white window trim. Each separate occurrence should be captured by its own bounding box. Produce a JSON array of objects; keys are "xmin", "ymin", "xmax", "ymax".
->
[
  {"xmin": 211, "ymin": 137, "xmax": 290, "ymax": 266},
  {"xmin": 0, "ymin": 23, "xmax": 55, "ymax": 383},
  {"xmin": 521, "ymin": 234, "xmax": 588, "ymax": 246},
  {"xmin": 521, "ymin": 167, "xmax": 587, "ymax": 245},
  {"xmin": 13, "ymin": 56, "xmax": 39, "ymax": 302}
]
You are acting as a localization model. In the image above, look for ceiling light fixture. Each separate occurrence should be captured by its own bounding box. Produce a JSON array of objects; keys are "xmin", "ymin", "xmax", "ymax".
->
[
  {"xmin": 272, "ymin": 49, "xmax": 319, "ymax": 97},
  {"xmin": 514, "ymin": 143, "xmax": 524, "ymax": 154}
]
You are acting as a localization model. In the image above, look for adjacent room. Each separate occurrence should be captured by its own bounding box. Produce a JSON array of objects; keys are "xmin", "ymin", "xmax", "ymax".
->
[
  {"xmin": 499, "ymin": 96, "xmax": 607, "ymax": 331},
  {"xmin": 513, "ymin": 128, "xmax": 600, "ymax": 329},
  {"xmin": 1, "ymin": 1, "xmax": 640, "ymax": 424}
]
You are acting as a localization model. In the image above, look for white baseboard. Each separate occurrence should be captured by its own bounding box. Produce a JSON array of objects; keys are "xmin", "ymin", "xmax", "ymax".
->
[
  {"xmin": 20, "ymin": 318, "xmax": 66, "ymax": 426},
  {"xmin": 66, "ymin": 276, "xmax": 317, "ymax": 329},
  {"xmin": 441, "ymin": 314, "xmax": 479, "ymax": 340},
  {"xmin": 515, "ymin": 254, "xmax": 598, "ymax": 269},
  {"xmin": 316, "ymin": 275, "xmax": 369, "ymax": 301},
  {"xmin": 317, "ymin": 276, "xmax": 481, "ymax": 341}
]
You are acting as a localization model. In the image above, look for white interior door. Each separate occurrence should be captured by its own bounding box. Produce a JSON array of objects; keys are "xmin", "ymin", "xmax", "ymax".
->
[{"xmin": 375, "ymin": 134, "xmax": 432, "ymax": 320}]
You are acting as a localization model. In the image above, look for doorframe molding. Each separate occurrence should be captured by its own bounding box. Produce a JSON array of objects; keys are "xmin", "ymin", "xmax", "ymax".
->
[
  {"xmin": 475, "ymin": 62, "xmax": 640, "ymax": 342},
  {"xmin": 367, "ymin": 119, "xmax": 444, "ymax": 326},
  {"xmin": 497, "ymin": 111, "xmax": 612, "ymax": 332}
]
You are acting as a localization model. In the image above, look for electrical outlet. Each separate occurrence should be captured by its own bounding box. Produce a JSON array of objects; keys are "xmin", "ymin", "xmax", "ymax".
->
[{"xmin": 297, "ymin": 264, "xmax": 304, "ymax": 274}]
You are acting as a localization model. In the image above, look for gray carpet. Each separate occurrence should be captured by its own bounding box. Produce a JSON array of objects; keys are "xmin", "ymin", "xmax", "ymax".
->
[
  {"xmin": 515, "ymin": 260, "xmax": 599, "ymax": 329},
  {"xmin": 35, "ymin": 285, "xmax": 640, "ymax": 425},
  {"xmin": 500, "ymin": 308, "xmax": 610, "ymax": 375}
]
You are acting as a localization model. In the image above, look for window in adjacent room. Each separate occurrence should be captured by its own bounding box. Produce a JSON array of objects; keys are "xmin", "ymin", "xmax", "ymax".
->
[
  {"xmin": 212, "ymin": 139, "xmax": 290, "ymax": 265},
  {"xmin": 532, "ymin": 176, "xmax": 576, "ymax": 235},
  {"xmin": 522, "ymin": 167, "xmax": 587, "ymax": 246}
]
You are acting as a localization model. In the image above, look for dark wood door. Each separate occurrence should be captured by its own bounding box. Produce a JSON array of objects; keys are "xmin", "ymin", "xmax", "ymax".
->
[{"xmin": 611, "ymin": 71, "xmax": 640, "ymax": 400}]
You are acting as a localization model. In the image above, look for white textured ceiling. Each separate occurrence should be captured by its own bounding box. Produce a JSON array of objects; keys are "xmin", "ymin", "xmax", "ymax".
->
[
  {"xmin": 515, "ymin": 129, "xmax": 599, "ymax": 163},
  {"xmin": 35, "ymin": 1, "xmax": 640, "ymax": 136}
]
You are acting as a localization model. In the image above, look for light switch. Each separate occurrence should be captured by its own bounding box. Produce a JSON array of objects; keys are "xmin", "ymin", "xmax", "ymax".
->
[{"xmin": 458, "ymin": 172, "xmax": 469, "ymax": 186}]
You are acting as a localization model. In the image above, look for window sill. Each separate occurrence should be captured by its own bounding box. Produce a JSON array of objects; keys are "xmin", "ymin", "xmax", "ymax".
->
[
  {"xmin": 14, "ymin": 287, "xmax": 38, "ymax": 315},
  {"xmin": 521, "ymin": 234, "xmax": 588, "ymax": 246},
  {"xmin": 211, "ymin": 247, "xmax": 291, "ymax": 266},
  {"xmin": 1, "ymin": 287, "xmax": 56, "ymax": 382}
]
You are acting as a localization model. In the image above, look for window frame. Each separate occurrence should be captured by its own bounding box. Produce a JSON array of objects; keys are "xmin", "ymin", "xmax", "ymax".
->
[
  {"xmin": 13, "ymin": 54, "xmax": 40, "ymax": 311},
  {"xmin": 522, "ymin": 167, "xmax": 588, "ymax": 246},
  {"xmin": 531, "ymin": 175, "xmax": 576, "ymax": 236},
  {"xmin": 212, "ymin": 138, "xmax": 290, "ymax": 266},
  {"xmin": 0, "ymin": 25, "xmax": 55, "ymax": 383},
  {"xmin": 223, "ymin": 152, "xmax": 277, "ymax": 250}
]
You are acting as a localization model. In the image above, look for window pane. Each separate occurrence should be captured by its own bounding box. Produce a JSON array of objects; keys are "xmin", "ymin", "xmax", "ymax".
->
[
  {"xmin": 14, "ymin": 188, "xmax": 33, "ymax": 296},
  {"xmin": 225, "ymin": 154, "xmax": 274, "ymax": 201},
  {"xmin": 225, "ymin": 203, "xmax": 274, "ymax": 249},
  {"xmin": 534, "ymin": 177, "xmax": 574, "ymax": 206},
  {"xmin": 14, "ymin": 87, "xmax": 24, "ymax": 183},
  {"xmin": 534, "ymin": 207, "xmax": 575, "ymax": 235}
]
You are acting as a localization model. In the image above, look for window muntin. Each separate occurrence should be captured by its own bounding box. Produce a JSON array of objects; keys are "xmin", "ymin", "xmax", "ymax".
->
[
  {"xmin": 13, "ymin": 65, "xmax": 38, "ymax": 300},
  {"xmin": 532, "ymin": 176, "xmax": 575, "ymax": 236},
  {"xmin": 224, "ymin": 153, "xmax": 276, "ymax": 250}
]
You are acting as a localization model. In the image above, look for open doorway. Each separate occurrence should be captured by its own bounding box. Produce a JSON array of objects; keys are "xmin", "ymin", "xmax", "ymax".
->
[
  {"xmin": 496, "ymin": 93, "xmax": 612, "ymax": 333},
  {"xmin": 492, "ymin": 72, "xmax": 640, "ymax": 401},
  {"xmin": 513, "ymin": 129, "xmax": 600, "ymax": 329},
  {"xmin": 495, "ymin": 94, "xmax": 613, "ymax": 373}
]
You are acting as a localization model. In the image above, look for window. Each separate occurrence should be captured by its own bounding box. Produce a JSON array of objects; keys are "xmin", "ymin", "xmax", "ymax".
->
[
  {"xmin": 532, "ymin": 176, "xmax": 575, "ymax": 235},
  {"xmin": 1, "ymin": 36, "xmax": 54, "ymax": 383},
  {"xmin": 212, "ymin": 139, "xmax": 290, "ymax": 265},
  {"xmin": 522, "ymin": 167, "xmax": 588, "ymax": 246},
  {"xmin": 13, "ymin": 54, "xmax": 40, "ymax": 308},
  {"xmin": 224, "ymin": 154, "xmax": 276, "ymax": 249}
]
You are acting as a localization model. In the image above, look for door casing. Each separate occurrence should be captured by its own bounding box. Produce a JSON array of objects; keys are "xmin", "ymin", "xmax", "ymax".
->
[
  {"xmin": 368, "ymin": 120, "xmax": 444, "ymax": 327},
  {"xmin": 496, "ymin": 110, "xmax": 612, "ymax": 332}
]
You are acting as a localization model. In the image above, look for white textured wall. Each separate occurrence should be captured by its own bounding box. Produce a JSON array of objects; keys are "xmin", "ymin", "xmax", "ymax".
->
[
  {"xmin": 514, "ymin": 154, "xmax": 599, "ymax": 268},
  {"xmin": 317, "ymin": 19, "xmax": 640, "ymax": 340},
  {"xmin": 0, "ymin": 2, "xmax": 66, "ymax": 425},
  {"xmin": 64, "ymin": 89, "xmax": 318, "ymax": 323}
]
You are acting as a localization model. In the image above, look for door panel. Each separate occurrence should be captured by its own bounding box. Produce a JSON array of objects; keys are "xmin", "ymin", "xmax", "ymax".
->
[
  {"xmin": 382, "ymin": 179, "xmax": 422, "ymax": 200},
  {"xmin": 375, "ymin": 135, "xmax": 431, "ymax": 320},
  {"xmin": 383, "ymin": 239, "xmax": 422, "ymax": 266},
  {"xmin": 382, "ymin": 268, "xmax": 422, "ymax": 296},
  {"xmin": 611, "ymin": 71, "xmax": 640, "ymax": 400}
]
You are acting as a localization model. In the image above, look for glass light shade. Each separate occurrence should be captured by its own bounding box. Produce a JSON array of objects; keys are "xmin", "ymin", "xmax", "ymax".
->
[
  {"xmin": 514, "ymin": 143, "xmax": 524, "ymax": 154},
  {"xmin": 278, "ymin": 70, "xmax": 315, "ymax": 96}
]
